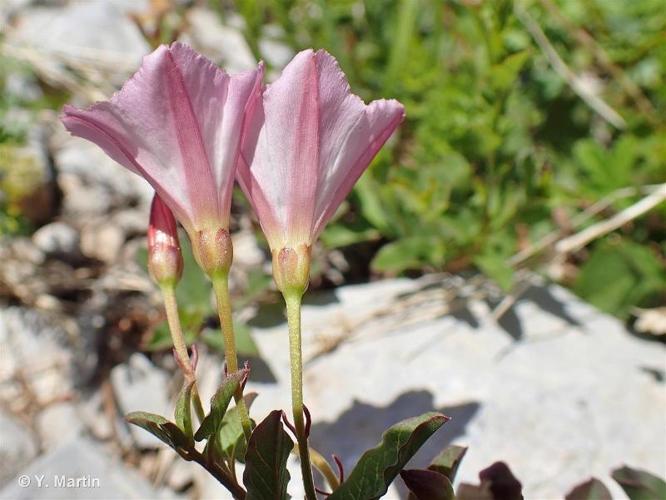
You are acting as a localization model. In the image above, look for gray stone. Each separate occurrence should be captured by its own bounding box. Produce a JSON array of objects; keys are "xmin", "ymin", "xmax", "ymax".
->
[
  {"xmin": 55, "ymin": 137, "xmax": 153, "ymax": 209},
  {"xmin": 58, "ymin": 173, "xmax": 113, "ymax": 216},
  {"xmin": 5, "ymin": 2, "xmax": 149, "ymax": 87},
  {"xmin": 0, "ymin": 307, "xmax": 73, "ymax": 404},
  {"xmin": 0, "ymin": 437, "xmax": 175, "ymax": 499},
  {"xmin": 80, "ymin": 222, "xmax": 124, "ymax": 263},
  {"xmin": 113, "ymin": 208, "xmax": 149, "ymax": 238},
  {"xmin": 110, "ymin": 353, "xmax": 171, "ymax": 449},
  {"xmin": 246, "ymin": 278, "xmax": 666, "ymax": 499},
  {"xmin": 0, "ymin": 411, "xmax": 37, "ymax": 488},
  {"xmin": 184, "ymin": 8, "xmax": 257, "ymax": 73},
  {"xmin": 36, "ymin": 402, "xmax": 84, "ymax": 449},
  {"xmin": 32, "ymin": 222, "xmax": 79, "ymax": 256}
]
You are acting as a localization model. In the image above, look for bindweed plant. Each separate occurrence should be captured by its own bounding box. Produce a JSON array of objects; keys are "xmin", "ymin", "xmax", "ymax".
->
[
  {"xmin": 57, "ymin": 35, "xmax": 666, "ymax": 500},
  {"xmin": 61, "ymin": 43, "xmax": 453, "ymax": 499}
]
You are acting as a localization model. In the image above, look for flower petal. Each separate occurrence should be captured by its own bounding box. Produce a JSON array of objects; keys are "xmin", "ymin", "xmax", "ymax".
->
[
  {"xmin": 62, "ymin": 43, "xmax": 262, "ymax": 233},
  {"xmin": 312, "ymin": 97, "xmax": 405, "ymax": 238},
  {"xmin": 238, "ymin": 49, "xmax": 404, "ymax": 249}
]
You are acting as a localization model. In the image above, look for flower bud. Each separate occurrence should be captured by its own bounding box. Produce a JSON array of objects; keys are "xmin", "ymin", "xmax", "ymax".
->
[
  {"xmin": 148, "ymin": 194, "xmax": 183, "ymax": 287},
  {"xmin": 272, "ymin": 244, "xmax": 311, "ymax": 297},
  {"xmin": 191, "ymin": 227, "xmax": 233, "ymax": 279}
]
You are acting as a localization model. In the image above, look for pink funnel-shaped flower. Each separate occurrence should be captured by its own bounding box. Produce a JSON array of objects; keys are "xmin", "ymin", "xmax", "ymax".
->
[
  {"xmin": 61, "ymin": 43, "xmax": 264, "ymax": 237},
  {"xmin": 238, "ymin": 49, "xmax": 405, "ymax": 252}
]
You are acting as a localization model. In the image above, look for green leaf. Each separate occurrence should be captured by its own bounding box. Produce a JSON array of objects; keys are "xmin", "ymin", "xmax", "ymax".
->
[
  {"xmin": 217, "ymin": 393, "xmax": 258, "ymax": 461},
  {"xmin": 194, "ymin": 368, "xmax": 248, "ymax": 442},
  {"xmin": 125, "ymin": 411, "xmax": 189, "ymax": 453},
  {"xmin": 328, "ymin": 412, "xmax": 449, "ymax": 500},
  {"xmin": 355, "ymin": 176, "xmax": 391, "ymax": 234},
  {"xmin": 565, "ymin": 478, "xmax": 612, "ymax": 500},
  {"xmin": 243, "ymin": 410, "xmax": 293, "ymax": 500},
  {"xmin": 474, "ymin": 252, "xmax": 513, "ymax": 291},
  {"xmin": 142, "ymin": 318, "xmax": 200, "ymax": 352},
  {"xmin": 612, "ymin": 466, "xmax": 666, "ymax": 500},
  {"xmin": 202, "ymin": 323, "xmax": 260, "ymax": 357},
  {"xmin": 429, "ymin": 445, "xmax": 468, "ymax": 483},
  {"xmin": 575, "ymin": 240, "xmax": 665, "ymax": 318},
  {"xmin": 321, "ymin": 223, "xmax": 381, "ymax": 248},
  {"xmin": 372, "ymin": 237, "xmax": 446, "ymax": 274},
  {"xmin": 174, "ymin": 380, "xmax": 194, "ymax": 443},
  {"xmin": 401, "ymin": 469, "xmax": 454, "ymax": 500}
]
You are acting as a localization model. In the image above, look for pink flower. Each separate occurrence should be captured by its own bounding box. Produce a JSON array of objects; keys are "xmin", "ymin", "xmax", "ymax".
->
[
  {"xmin": 147, "ymin": 193, "xmax": 183, "ymax": 286},
  {"xmin": 61, "ymin": 43, "xmax": 264, "ymax": 239},
  {"xmin": 238, "ymin": 49, "xmax": 405, "ymax": 255}
]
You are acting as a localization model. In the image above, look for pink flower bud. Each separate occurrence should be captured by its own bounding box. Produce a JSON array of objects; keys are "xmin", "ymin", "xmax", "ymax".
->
[{"xmin": 148, "ymin": 194, "xmax": 183, "ymax": 287}]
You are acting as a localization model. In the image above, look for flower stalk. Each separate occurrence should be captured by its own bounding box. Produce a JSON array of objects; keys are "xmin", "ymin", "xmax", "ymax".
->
[
  {"xmin": 212, "ymin": 273, "xmax": 253, "ymax": 441},
  {"xmin": 285, "ymin": 292, "xmax": 317, "ymax": 500},
  {"xmin": 161, "ymin": 284, "xmax": 205, "ymax": 422}
]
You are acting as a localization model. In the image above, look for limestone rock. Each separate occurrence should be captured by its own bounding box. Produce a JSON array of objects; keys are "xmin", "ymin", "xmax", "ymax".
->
[
  {"xmin": 0, "ymin": 412, "xmax": 37, "ymax": 488},
  {"xmin": 35, "ymin": 402, "xmax": 84, "ymax": 449},
  {"xmin": 32, "ymin": 222, "xmax": 79, "ymax": 257},
  {"xmin": 246, "ymin": 278, "xmax": 666, "ymax": 499},
  {"xmin": 0, "ymin": 437, "xmax": 176, "ymax": 499},
  {"xmin": 110, "ymin": 353, "xmax": 171, "ymax": 449}
]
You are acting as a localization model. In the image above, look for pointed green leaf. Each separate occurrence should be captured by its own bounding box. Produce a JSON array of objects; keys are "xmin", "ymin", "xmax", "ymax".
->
[
  {"xmin": 612, "ymin": 466, "xmax": 666, "ymax": 500},
  {"xmin": 329, "ymin": 412, "xmax": 449, "ymax": 500},
  {"xmin": 217, "ymin": 393, "xmax": 258, "ymax": 461},
  {"xmin": 243, "ymin": 410, "xmax": 293, "ymax": 500},
  {"xmin": 565, "ymin": 478, "xmax": 612, "ymax": 500},
  {"xmin": 401, "ymin": 469, "xmax": 454, "ymax": 500},
  {"xmin": 174, "ymin": 380, "xmax": 195, "ymax": 443},
  {"xmin": 194, "ymin": 368, "xmax": 248, "ymax": 442},
  {"xmin": 126, "ymin": 411, "xmax": 189, "ymax": 453},
  {"xmin": 429, "ymin": 445, "xmax": 468, "ymax": 482}
]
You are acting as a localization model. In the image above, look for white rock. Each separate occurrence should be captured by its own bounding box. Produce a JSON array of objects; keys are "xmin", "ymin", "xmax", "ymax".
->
[
  {"xmin": 36, "ymin": 402, "xmax": 84, "ymax": 449},
  {"xmin": 246, "ymin": 279, "xmax": 666, "ymax": 499},
  {"xmin": 55, "ymin": 138, "xmax": 153, "ymax": 209},
  {"xmin": 0, "ymin": 411, "xmax": 37, "ymax": 488},
  {"xmin": 5, "ymin": 2, "xmax": 149, "ymax": 87},
  {"xmin": 232, "ymin": 229, "xmax": 265, "ymax": 268},
  {"xmin": 32, "ymin": 222, "xmax": 79, "ymax": 256},
  {"xmin": 0, "ymin": 437, "xmax": 177, "ymax": 499},
  {"xmin": 184, "ymin": 8, "xmax": 257, "ymax": 73},
  {"xmin": 80, "ymin": 222, "xmax": 124, "ymax": 263},
  {"xmin": 111, "ymin": 354, "xmax": 171, "ymax": 449},
  {"xmin": 113, "ymin": 208, "xmax": 149, "ymax": 237},
  {"xmin": 0, "ymin": 307, "xmax": 73, "ymax": 403}
]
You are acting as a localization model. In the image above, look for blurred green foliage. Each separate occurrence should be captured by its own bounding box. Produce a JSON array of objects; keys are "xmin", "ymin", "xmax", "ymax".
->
[{"xmin": 228, "ymin": 0, "xmax": 666, "ymax": 317}]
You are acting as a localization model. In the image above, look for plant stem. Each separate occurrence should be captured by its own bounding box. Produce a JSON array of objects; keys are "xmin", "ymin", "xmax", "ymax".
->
[
  {"xmin": 160, "ymin": 285, "xmax": 205, "ymax": 422},
  {"xmin": 285, "ymin": 293, "xmax": 317, "ymax": 500},
  {"xmin": 211, "ymin": 274, "xmax": 253, "ymax": 441}
]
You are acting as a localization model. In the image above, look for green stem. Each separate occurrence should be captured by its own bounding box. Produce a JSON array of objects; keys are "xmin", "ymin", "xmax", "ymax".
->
[
  {"xmin": 160, "ymin": 285, "xmax": 205, "ymax": 422},
  {"xmin": 211, "ymin": 274, "xmax": 253, "ymax": 442},
  {"xmin": 285, "ymin": 293, "xmax": 317, "ymax": 500}
]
